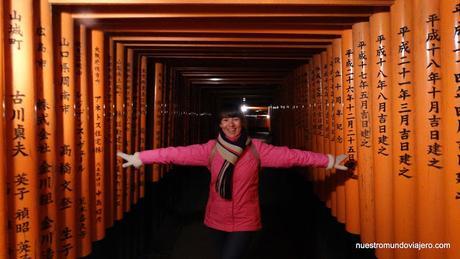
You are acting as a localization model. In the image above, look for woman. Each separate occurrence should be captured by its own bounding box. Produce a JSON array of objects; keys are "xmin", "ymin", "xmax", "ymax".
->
[{"xmin": 117, "ymin": 109, "xmax": 348, "ymax": 259}]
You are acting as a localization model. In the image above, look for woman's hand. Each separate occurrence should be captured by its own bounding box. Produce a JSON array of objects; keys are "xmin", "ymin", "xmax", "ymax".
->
[
  {"xmin": 326, "ymin": 154, "xmax": 349, "ymax": 171},
  {"xmin": 117, "ymin": 151, "xmax": 143, "ymax": 168}
]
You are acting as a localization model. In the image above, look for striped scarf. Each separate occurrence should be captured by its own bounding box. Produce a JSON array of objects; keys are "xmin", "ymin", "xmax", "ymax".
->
[{"xmin": 215, "ymin": 129, "xmax": 251, "ymax": 200}]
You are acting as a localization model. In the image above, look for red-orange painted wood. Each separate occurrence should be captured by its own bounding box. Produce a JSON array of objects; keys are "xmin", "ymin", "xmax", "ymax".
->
[
  {"xmin": 390, "ymin": 0, "xmax": 417, "ymax": 258},
  {"xmin": 139, "ymin": 56, "xmax": 148, "ymax": 198},
  {"xmin": 352, "ymin": 21, "xmax": 375, "ymax": 243},
  {"xmin": 332, "ymin": 38, "xmax": 346, "ymax": 224},
  {"xmin": 369, "ymin": 12, "xmax": 394, "ymax": 259},
  {"xmin": 91, "ymin": 29, "xmax": 106, "ymax": 241},
  {"xmin": 56, "ymin": 11, "xmax": 78, "ymax": 258},
  {"xmin": 76, "ymin": 24, "xmax": 93, "ymax": 257},
  {"xmin": 413, "ymin": 1, "xmax": 445, "ymax": 258},
  {"xmin": 6, "ymin": 0, "xmax": 41, "ymax": 256},
  {"xmin": 105, "ymin": 37, "xmax": 115, "ymax": 228},
  {"xmin": 440, "ymin": 0, "xmax": 460, "ymax": 258},
  {"xmin": 152, "ymin": 63, "xmax": 164, "ymax": 182},
  {"xmin": 320, "ymin": 51, "xmax": 328, "ymax": 204},
  {"xmin": 115, "ymin": 43, "xmax": 125, "ymax": 219},
  {"xmin": 125, "ymin": 48, "xmax": 134, "ymax": 210},
  {"xmin": 341, "ymin": 29, "xmax": 360, "ymax": 235},
  {"xmin": 35, "ymin": 0, "xmax": 59, "ymax": 257},
  {"xmin": 0, "ymin": 1, "xmax": 8, "ymax": 257}
]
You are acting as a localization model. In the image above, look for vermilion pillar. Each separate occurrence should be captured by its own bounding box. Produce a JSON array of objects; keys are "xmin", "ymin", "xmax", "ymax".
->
[
  {"xmin": 105, "ymin": 38, "xmax": 115, "ymax": 229},
  {"xmin": 91, "ymin": 29, "xmax": 106, "ymax": 241},
  {"xmin": 153, "ymin": 63, "xmax": 164, "ymax": 182},
  {"xmin": 57, "ymin": 11, "xmax": 78, "ymax": 258},
  {"xmin": 115, "ymin": 43, "xmax": 125, "ymax": 220},
  {"xmin": 326, "ymin": 46, "xmax": 336, "ymax": 215},
  {"xmin": 390, "ymin": 0, "xmax": 417, "ymax": 258},
  {"xmin": 369, "ymin": 12, "xmax": 394, "ymax": 259},
  {"xmin": 6, "ymin": 1, "xmax": 40, "ymax": 257},
  {"xmin": 441, "ymin": 1, "xmax": 460, "ymax": 258},
  {"xmin": 125, "ymin": 48, "xmax": 134, "ymax": 211},
  {"xmin": 76, "ymin": 24, "xmax": 92, "ymax": 257},
  {"xmin": 341, "ymin": 29, "xmax": 360, "ymax": 235},
  {"xmin": 35, "ymin": 0, "xmax": 58, "ymax": 257},
  {"xmin": 304, "ymin": 64, "xmax": 312, "ymax": 155},
  {"xmin": 413, "ymin": 1, "xmax": 445, "ymax": 258},
  {"xmin": 133, "ymin": 52, "xmax": 140, "ymax": 205},
  {"xmin": 320, "ymin": 51, "xmax": 328, "ymax": 204},
  {"xmin": 0, "ymin": 0, "xmax": 7, "ymax": 256},
  {"xmin": 313, "ymin": 54, "xmax": 323, "ymax": 198},
  {"xmin": 305, "ymin": 63, "xmax": 314, "ymax": 183},
  {"xmin": 352, "ymin": 22, "xmax": 375, "ymax": 243},
  {"xmin": 332, "ymin": 38, "xmax": 346, "ymax": 224},
  {"xmin": 139, "ymin": 56, "xmax": 148, "ymax": 198}
]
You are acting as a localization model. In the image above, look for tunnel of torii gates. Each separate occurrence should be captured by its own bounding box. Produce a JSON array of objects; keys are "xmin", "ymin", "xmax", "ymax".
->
[{"xmin": 0, "ymin": 0, "xmax": 459, "ymax": 258}]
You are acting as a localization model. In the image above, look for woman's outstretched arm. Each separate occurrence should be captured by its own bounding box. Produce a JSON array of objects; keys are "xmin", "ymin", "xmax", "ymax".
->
[
  {"xmin": 255, "ymin": 140, "xmax": 348, "ymax": 170},
  {"xmin": 118, "ymin": 140, "xmax": 215, "ymax": 168}
]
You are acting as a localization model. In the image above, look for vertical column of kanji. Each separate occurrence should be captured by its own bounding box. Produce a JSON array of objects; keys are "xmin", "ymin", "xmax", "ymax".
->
[
  {"xmin": 34, "ymin": 0, "xmax": 57, "ymax": 258},
  {"xmin": 167, "ymin": 68, "xmax": 174, "ymax": 172},
  {"xmin": 115, "ymin": 43, "xmax": 125, "ymax": 219},
  {"xmin": 390, "ymin": 1, "xmax": 416, "ymax": 258},
  {"xmin": 327, "ymin": 46, "xmax": 337, "ymax": 215},
  {"xmin": 0, "ymin": 1, "xmax": 8, "ymax": 257},
  {"xmin": 133, "ymin": 55, "xmax": 139, "ymax": 203},
  {"xmin": 313, "ymin": 54, "xmax": 323, "ymax": 198},
  {"xmin": 352, "ymin": 22, "xmax": 375, "ymax": 243},
  {"xmin": 139, "ymin": 56, "xmax": 147, "ymax": 198},
  {"xmin": 5, "ymin": 0, "xmax": 39, "ymax": 257},
  {"xmin": 342, "ymin": 29, "xmax": 360, "ymax": 235},
  {"xmin": 333, "ymin": 38, "xmax": 346, "ymax": 224},
  {"xmin": 133, "ymin": 54, "xmax": 140, "ymax": 205},
  {"xmin": 310, "ymin": 56, "xmax": 319, "ymax": 196},
  {"xmin": 91, "ymin": 29, "xmax": 105, "ymax": 241},
  {"xmin": 369, "ymin": 12, "xmax": 394, "ymax": 258},
  {"xmin": 304, "ymin": 63, "xmax": 314, "ymax": 182},
  {"xmin": 125, "ymin": 48, "xmax": 133, "ymax": 211},
  {"xmin": 413, "ymin": 2, "xmax": 444, "ymax": 258},
  {"xmin": 152, "ymin": 63, "xmax": 164, "ymax": 182},
  {"xmin": 76, "ymin": 24, "xmax": 92, "ymax": 257},
  {"xmin": 321, "ymin": 50, "xmax": 330, "ymax": 205},
  {"xmin": 105, "ymin": 37, "xmax": 114, "ymax": 228},
  {"xmin": 56, "ymin": 12, "xmax": 77, "ymax": 258},
  {"xmin": 303, "ymin": 64, "xmax": 310, "ymax": 151},
  {"xmin": 302, "ymin": 65, "xmax": 309, "ymax": 151},
  {"xmin": 441, "ymin": 1, "xmax": 460, "ymax": 258}
]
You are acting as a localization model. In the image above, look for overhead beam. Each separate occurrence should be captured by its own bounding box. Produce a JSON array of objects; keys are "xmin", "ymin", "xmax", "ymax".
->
[
  {"xmin": 110, "ymin": 36, "xmax": 334, "ymax": 43},
  {"xmin": 50, "ymin": 0, "xmax": 394, "ymax": 6},
  {"xmin": 121, "ymin": 43, "xmax": 328, "ymax": 48}
]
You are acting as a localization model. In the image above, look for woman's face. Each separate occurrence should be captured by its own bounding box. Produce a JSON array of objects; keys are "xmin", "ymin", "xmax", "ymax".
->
[{"xmin": 219, "ymin": 117, "xmax": 242, "ymax": 139}]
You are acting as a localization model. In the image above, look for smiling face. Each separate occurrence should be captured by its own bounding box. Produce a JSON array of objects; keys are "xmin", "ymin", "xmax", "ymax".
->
[{"xmin": 219, "ymin": 117, "xmax": 242, "ymax": 139}]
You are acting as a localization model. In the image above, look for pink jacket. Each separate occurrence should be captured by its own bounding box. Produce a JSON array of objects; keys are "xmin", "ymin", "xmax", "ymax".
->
[{"xmin": 139, "ymin": 139, "xmax": 329, "ymax": 232}]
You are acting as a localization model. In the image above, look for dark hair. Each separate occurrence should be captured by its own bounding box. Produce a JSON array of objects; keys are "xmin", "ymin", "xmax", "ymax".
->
[{"xmin": 217, "ymin": 108, "xmax": 247, "ymax": 128}]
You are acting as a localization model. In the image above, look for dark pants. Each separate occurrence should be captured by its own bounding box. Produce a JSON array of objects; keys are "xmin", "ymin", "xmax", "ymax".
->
[{"xmin": 208, "ymin": 227, "xmax": 255, "ymax": 259}]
